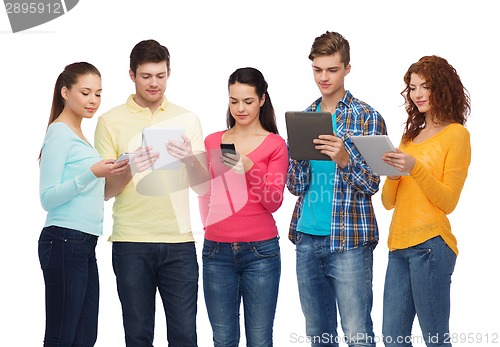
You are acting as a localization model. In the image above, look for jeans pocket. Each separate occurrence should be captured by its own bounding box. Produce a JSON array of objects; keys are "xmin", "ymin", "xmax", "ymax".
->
[
  {"xmin": 38, "ymin": 240, "xmax": 53, "ymax": 270},
  {"xmin": 252, "ymin": 238, "xmax": 280, "ymax": 258},
  {"xmin": 202, "ymin": 240, "xmax": 217, "ymax": 259}
]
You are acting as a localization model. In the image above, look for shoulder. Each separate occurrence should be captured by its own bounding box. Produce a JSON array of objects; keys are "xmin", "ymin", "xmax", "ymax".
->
[
  {"xmin": 165, "ymin": 101, "xmax": 199, "ymax": 119},
  {"xmin": 45, "ymin": 123, "xmax": 72, "ymax": 142},
  {"xmin": 443, "ymin": 123, "xmax": 470, "ymax": 142},
  {"xmin": 266, "ymin": 133, "xmax": 287, "ymax": 147},
  {"xmin": 205, "ymin": 131, "xmax": 224, "ymax": 146}
]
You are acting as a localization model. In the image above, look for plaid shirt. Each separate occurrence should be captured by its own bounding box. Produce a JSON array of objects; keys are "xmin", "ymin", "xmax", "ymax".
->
[{"xmin": 286, "ymin": 91, "xmax": 387, "ymax": 252}]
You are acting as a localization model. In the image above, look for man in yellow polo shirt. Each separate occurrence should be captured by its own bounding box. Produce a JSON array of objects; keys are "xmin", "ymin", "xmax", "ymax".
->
[{"xmin": 94, "ymin": 39, "xmax": 206, "ymax": 347}]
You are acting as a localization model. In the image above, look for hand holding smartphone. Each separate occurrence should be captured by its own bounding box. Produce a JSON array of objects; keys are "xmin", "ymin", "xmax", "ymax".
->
[
  {"xmin": 114, "ymin": 153, "xmax": 134, "ymax": 163},
  {"xmin": 220, "ymin": 143, "xmax": 236, "ymax": 155}
]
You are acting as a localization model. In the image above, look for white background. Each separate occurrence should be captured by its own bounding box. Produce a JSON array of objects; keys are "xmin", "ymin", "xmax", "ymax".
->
[{"xmin": 1, "ymin": 1, "xmax": 498, "ymax": 346}]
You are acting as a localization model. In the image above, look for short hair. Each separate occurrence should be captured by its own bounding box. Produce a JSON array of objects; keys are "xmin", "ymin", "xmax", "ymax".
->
[
  {"xmin": 309, "ymin": 31, "xmax": 350, "ymax": 67},
  {"xmin": 129, "ymin": 39, "xmax": 170, "ymax": 75}
]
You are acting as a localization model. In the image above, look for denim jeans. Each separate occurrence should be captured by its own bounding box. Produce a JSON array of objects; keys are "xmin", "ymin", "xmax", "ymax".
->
[
  {"xmin": 112, "ymin": 241, "xmax": 199, "ymax": 347},
  {"xmin": 295, "ymin": 231, "xmax": 376, "ymax": 347},
  {"xmin": 202, "ymin": 237, "xmax": 281, "ymax": 347},
  {"xmin": 38, "ymin": 225, "xmax": 99, "ymax": 347},
  {"xmin": 382, "ymin": 236, "xmax": 456, "ymax": 347}
]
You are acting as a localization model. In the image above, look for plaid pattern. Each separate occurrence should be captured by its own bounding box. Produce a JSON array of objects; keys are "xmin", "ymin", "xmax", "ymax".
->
[{"xmin": 286, "ymin": 91, "xmax": 387, "ymax": 252}]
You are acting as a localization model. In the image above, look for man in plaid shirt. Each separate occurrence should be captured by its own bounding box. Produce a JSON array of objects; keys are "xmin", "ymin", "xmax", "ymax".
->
[{"xmin": 287, "ymin": 31, "xmax": 387, "ymax": 346}]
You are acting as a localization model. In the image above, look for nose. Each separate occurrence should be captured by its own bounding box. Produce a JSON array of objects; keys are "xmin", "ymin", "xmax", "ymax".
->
[
  {"xmin": 320, "ymin": 70, "xmax": 329, "ymax": 81},
  {"xmin": 150, "ymin": 77, "xmax": 159, "ymax": 86}
]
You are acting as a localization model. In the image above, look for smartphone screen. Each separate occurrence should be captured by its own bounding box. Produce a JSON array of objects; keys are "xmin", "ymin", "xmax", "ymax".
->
[{"xmin": 220, "ymin": 143, "xmax": 236, "ymax": 155}]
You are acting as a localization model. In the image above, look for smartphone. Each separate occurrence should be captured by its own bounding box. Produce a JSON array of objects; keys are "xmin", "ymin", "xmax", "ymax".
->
[
  {"xmin": 114, "ymin": 153, "xmax": 134, "ymax": 163},
  {"xmin": 220, "ymin": 143, "xmax": 236, "ymax": 155}
]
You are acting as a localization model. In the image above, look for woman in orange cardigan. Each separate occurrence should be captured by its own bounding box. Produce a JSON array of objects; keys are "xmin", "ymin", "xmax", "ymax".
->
[{"xmin": 380, "ymin": 55, "xmax": 471, "ymax": 347}]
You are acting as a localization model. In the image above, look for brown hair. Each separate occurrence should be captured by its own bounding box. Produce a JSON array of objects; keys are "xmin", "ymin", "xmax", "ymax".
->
[
  {"xmin": 401, "ymin": 55, "xmax": 470, "ymax": 142},
  {"xmin": 39, "ymin": 62, "xmax": 101, "ymax": 160},
  {"xmin": 308, "ymin": 31, "xmax": 350, "ymax": 67}
]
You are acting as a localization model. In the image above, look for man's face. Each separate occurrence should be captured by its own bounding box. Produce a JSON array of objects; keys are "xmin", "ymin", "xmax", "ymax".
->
[
  {"xmin": 312, "ymin": 53, "xmax": 350, "ymax": 99},
  {"xmin": 129, "ymin": 61, "xmax": 169, "ymax": 109}
]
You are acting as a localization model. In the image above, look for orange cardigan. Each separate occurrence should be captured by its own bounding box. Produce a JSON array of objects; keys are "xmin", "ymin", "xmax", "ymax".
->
[{"xmin": 381, "ymin": 123, "xmax": 471, "ymax": 255}]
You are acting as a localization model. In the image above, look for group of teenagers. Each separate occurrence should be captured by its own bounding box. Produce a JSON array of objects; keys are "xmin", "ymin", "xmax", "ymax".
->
[{"xmin": 38, "ymin": 30, "xmax": 471, "ymax": 347}]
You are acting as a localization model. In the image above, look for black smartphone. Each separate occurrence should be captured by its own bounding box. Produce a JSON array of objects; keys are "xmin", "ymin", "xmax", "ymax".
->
[{"xmin": 220, "ymin": 143, "xmax": 236, "ymax": 155}]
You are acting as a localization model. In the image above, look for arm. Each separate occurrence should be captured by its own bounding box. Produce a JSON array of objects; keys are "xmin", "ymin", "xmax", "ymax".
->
[
  {"xmin": 286, "ymin": 139, "xmax": 310, "ymax": 196},
  {"xmin": 411, "ymin": 130, "xmax": 471, "ymax": 213},
  {"xmin": 381, "ymin": 176, "xmax": 400, "ymax": 210},
  {"xmin": 246, "ymin": 139, "xmax": 289, "ymax": 213},
  {"xmin": 39, "ymin": 129, "xmax": 98, "ymax": 210},
  {"xmin": 338, "ymin": 111, "xmax": 386, "ymax": 195}
]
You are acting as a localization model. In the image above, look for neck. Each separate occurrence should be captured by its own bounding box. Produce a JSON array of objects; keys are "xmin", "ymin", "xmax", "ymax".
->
[
  {"xmin": 56, "ymin": 110, "xmax": 82, "ymax": 130},
  {"xmin": 321, "ymin": 89, "xmax": 345, "ymax": 114}
]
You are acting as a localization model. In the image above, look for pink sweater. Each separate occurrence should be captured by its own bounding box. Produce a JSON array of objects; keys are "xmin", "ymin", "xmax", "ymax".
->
[{"xmin": 199, "ymin": 131, "xmax": 288, "ymax": 242}]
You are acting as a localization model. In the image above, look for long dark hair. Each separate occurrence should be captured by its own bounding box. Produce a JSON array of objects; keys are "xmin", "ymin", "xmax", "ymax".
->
[
  {"xmin": 401, "ymin": 55, "xmax": 470, "ymax": 143},
  {"xmin": 39, "ymin": 62, "xmax": 101, "ymax": 160},
  {"xmin": 226, "ymin": 67, "xmax": 279, "ymax": 134}
]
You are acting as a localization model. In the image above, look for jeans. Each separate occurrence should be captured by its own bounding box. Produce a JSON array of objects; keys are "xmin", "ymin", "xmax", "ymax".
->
[
  {"xmin": 295, "ymin": 231, "xmax": 376, "ymax": 347},
  {"xmin": 382, "ymin": 236, "xmax": 456, "ymax": 347},
  {"xmin": 202, "ymin": 237, "xmax": 281, "ymax": 347},
  {"xmin": 38, "ymin": 225, "xmax": 99, "ymax": 347},
  {"xmin": 112, "ymin": 241, "xmax": 199, "ymax": 347}
]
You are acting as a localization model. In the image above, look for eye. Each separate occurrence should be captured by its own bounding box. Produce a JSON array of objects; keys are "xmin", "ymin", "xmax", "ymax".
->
[{"xmin": 82, "ymin": 92, "xmax": 89, "ymax": 96}]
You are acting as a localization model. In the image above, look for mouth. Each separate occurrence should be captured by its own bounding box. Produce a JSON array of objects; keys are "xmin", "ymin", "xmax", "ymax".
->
[{"xmin": 86, "ymin": 107, "xmax": 96, "ymax": 113}]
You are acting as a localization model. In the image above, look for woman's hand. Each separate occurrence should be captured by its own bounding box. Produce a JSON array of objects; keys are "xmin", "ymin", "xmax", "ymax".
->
[
  {"xmin": 221, "ymin": 151, "xmax": 253, "ymax": 174},
  {"xmin": 381, "ymin": 148, "xmax": 416, "ymax": 174},
  {"xmin": 90, "ymin": 159, "xmax": 129, "ymax": 178}
]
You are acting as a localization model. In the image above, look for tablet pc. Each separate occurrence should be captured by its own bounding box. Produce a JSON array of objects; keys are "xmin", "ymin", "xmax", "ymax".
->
[
  {"xmin": 350, "ymin": 135, "xmax": 409, "ymax": 176},
  {"xmin": 142, "ymin": 127, "xmax": 185, "ymax": 170},
  {"xmin": 285, "ymin": 111, "xmax": 333, "ymax": 161}
]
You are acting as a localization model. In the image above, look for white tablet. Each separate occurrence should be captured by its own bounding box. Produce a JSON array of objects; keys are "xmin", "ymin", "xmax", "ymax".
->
[
  {"xmin": 350, "ymin": 135, "xmax": 409, "ymax": 176},
  {"xmin": 285, "ymin": 111, "xmax": 333, "ymax": 160},
  {"xmin": 142, "ymin": 127, "xmax": 185, "ymax": 170}
]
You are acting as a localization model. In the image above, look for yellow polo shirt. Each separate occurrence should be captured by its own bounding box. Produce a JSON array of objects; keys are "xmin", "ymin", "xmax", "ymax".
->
[
  {"xmin": 94, "ymin": 95, "xmax": 204, "ymax": 243},
  {"xmin": 381, "ymin": 123, "xmax": 471, "ymax": 255}
]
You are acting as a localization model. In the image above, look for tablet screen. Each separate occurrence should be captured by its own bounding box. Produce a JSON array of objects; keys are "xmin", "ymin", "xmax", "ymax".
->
[{"xmin": 285, "ymin": 111, "xmax": 333, "ymax": 161}]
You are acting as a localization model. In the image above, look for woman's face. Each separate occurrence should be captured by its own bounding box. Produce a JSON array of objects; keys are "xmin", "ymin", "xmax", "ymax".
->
[
  {"xmin": 62, "ymin": 73, "xmax": 102, "ymax": 119},
  {"xmin": 228, "ymin": 82, "xmax": 264, "ymax": 127},
  {"xmin": 409, "ymin": 73, "xmax": 431, "ymax": 115}
]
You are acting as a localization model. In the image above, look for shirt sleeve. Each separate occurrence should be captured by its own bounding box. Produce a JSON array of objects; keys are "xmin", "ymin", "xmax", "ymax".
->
[
  {"xmin": 410, "ymin": 127, "xmax": 471, "ymax": 214},
  {"xmin": 339, "ymin": 110, "xmax": 386, "ymax": 195},
  {"xmin": 94, "ymin": 116, "xmax": 118, "ymax": 160},
  {"xmin": 39, "ymin": 127, "xmax": 97, "ymax": 211},
  {"xmin": 246, "ymin": 137, "xmax": 289, "ymax": 213}
]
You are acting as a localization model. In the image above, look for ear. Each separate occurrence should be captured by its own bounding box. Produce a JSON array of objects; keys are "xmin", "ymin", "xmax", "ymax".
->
[
  {"xmin": 129, "ymin": 69, "xmax": 136, "ymax": 83},
  {"xmin": 259, "ymin": 93, "xmax": 266, "ymax": 107},
  {"xmin": 61, "ymin": 86, "xmax": 69, "ymax": 101},
  {"xmin": 167, "ymin": 68, "xmax": 171, "ymax": 78},
  {"xmin": 344, "ymin": 64, "xmax": 351, "ymax": 76}
]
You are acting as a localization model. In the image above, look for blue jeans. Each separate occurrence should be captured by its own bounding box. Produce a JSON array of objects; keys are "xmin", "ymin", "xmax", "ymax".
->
[
  {"xmin": 382, "ymin": 236, "xmax": 456, "ymax": 347},
  {"xmin": 112, "ymin": 241, "xmax": 199, "ymax": 347},
  {"xmin": 295, "ymin": 231, "xmax": 376, "ymax": 347},
  {"xmin": 38, "ymin": 225, "xmax": 99, "ymax": 347},
  {"xmin": 202, "ymin": 237, "xmax": 281, "ymax": 347}
]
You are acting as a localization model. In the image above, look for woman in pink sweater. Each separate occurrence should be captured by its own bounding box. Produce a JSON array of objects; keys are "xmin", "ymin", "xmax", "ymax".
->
[
  {"xmin": 199, "ymin": 67, "xmax": 288, "ymax": 346},
  {"xmin": 381, "ymin": 56, "xmax": 471, "ymax": 346}
]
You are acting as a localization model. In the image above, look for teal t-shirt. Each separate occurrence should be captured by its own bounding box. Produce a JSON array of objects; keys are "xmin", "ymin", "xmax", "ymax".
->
[{"xmin": 297, "ymin": 108, "xmax": 336, "ymax": 236}]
